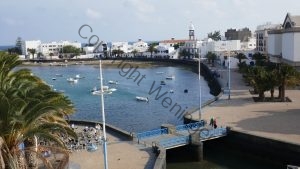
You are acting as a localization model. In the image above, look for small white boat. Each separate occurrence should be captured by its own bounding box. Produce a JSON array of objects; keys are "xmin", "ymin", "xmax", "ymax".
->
[
  {"xmin": 156, "ymin": 72, "xmax": 164, "ymax": 74},
  {"xmin": 92, "ymin": 90, "xmax": 112, "ymax": 95},
  {"xmin": 169, "ymin": 89, "xmax": 174, "ymax": 93},
  {"xmin": 55, "ymin": 74, "xmax": 63, "ymax": 77},
  {"xmin": 91, "ymin": 86, "xmax": 115, "ymax": 95},
  {"xmin": 67, "ymin": 78, "xmax": 78, "ymax": 83},
  {"xmin": 136, "ymin": 96, "xmax": 149, "ymax": 102},
  {"xmin": 52, "ymin": 78, "xmax": 56, "ymax": 80},
  {"xmin": 109, "ymin": 88, "xmax": 117, "ymax": 92},
  {"xmin": 108, "ymin": 80, "xmax": 118, "ymax": 84},
  {"xmin": 166, "ymin": 75, "xmax": 175, "ymax": 80},
  {"xmin": 75, "ymin": 74, "xmax": 84, "ymax": 79}
]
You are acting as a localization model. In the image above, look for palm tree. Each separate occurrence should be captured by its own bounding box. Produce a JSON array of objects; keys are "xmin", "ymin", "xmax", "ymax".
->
[
  {"xmin": 247, "ymin": 66, "xmax": 270, "ymax": 101},
  {"xmin": 0, "ymin": 52, "xmax": 77, "ymax": 168},
  {"xmin": 207, "ymin": 31, "xmax": 221, "ymax": 41},
  {"xmin": 276, "ymin": 63, "xmax": 299, "ymax": 101},
  {"xmin": 179, "ymin": 49, "xmax": 191, "ymax": 59},
  {"xmin": 147, "ymin": 43, "xmax": 158, "ymax": 58},
  {"xmin": 206, "ymin": 52, "xmax": 217, "ymax": 66},
  {"xmin": 132, "ymin": 49, "xmax": 138, "ymax": 58},
  {"xmin": 236, "ymin": 53, "xmax": 247, "ymax": 63},
  {"xmin": 49, "ymin": 53, "xmax": 54, "ymax": 60},
  {"xmin": 252, "ymin": 52, "xmax": 267, "ymax": 66},
  {"xmin": 27, "ymin": 48, "xmax": 36, "ymax": 60}
]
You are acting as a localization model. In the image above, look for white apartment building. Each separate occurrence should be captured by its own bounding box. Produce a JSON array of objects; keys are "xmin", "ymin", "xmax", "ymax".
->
[
  {"xmin": 40, "ymin": 41, "xmax": 81, "ymax": 56},
  {"xmin": 200, "ymin": 39, "xmax": 241, "ymax": 57},
  {"xmin": 132, "ymin": 39, "xmax": 148, "ymax": 53},
  {"xmin": 268, "ymin": 13, "xmax": 300, "ymax": 66},
  {"xmin": 21, "ymin": 40, "xmax": 81, "ymax": 59},
  {"xmin": 159, "ymin": 38, "xmax": 186, "ymax": 47},
  {"xmin": 111, "ymin": 42, "xmax": 130, "ymax": 53},
  {"xmin": 21, "ymin": 40, "xmax": 42, "ymax": 59},
  {"xmin": 255, "ymin": 22, "xmax": 282, "ymax": 55},
  {"xmin": 241, "ymin": 37, "xmax": 257, "ymax": 50}
]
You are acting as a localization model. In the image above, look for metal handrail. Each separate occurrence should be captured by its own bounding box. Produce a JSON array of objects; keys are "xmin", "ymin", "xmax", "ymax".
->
[
  {"xmin": 200, "ymin": 127, "xmax": 227, "ymax": 139},
  {"xmin": 159, "ymin": 136, "xmax": 190, "ymax": 148},
  {"xmin": 136, "ymin": 128, "xmax": 168, "ymax": 140},
  {"xmin": 175, "ymin": 121, "xmax": 205, "ymax": 131}
]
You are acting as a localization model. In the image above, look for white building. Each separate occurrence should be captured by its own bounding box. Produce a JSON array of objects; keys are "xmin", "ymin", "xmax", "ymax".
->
[
  {"xmin": 268, "ymin": 13, "xmax": 300, "ymax": 66},
  {"xmin": 21, "ymin": 40, "xmax": 42, "ymax": 59},
  {"xmin": 200, "ymin": 39, "xmax": 241, "ymax": 57},
  {"xmin": 40, "ymin": 41, "xmax": 81, "ymax": 57},
  {"xmin": 255, "ymin": 22, "xmax": 282, "ymax": 55},
  {"xmin": 132, "ymin": 39, "xmax": 148, "ymax": 53},
  {"xmin": 159, "ymin": 38, "xmax": 187, "ymax": 59},
  {"xmin": 179, "ymin": 22, "xmax": 201, "ymax": 59},
  {"xmin": 111, "ymin": 42, "xmax": 130, "ymax": 53},
  {"xmin": 241, "ymin": 37, "xmax": 257, "ymax": 50},
  {"xmin": 21, "ymin": 40, "xmax": 81, "ymax": 59}
]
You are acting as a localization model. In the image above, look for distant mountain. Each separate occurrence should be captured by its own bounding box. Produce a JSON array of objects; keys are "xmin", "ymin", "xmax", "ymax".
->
[{"xmin": 0, "ymin": 45, "xmax": 14, "ymax": 51}]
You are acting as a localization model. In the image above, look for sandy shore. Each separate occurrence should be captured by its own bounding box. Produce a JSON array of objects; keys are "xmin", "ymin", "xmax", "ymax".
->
[
  {"xmin": 21, "ymin": 59, "xmax": 174, "ymax": 68},
  {"xmin": 69, "ymin": 126, "xmax": 155, "ymax": 169},
  {"xmin": 191, "ymin": 64, "xmax": 300, "ymax": 145}
]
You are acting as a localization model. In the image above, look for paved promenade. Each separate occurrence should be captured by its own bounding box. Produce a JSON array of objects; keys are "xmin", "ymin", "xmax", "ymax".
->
[
  {"xmin": 192, "ymin": 63, "xmax": 300, "ymax": 145},
  {"xmin": 68, "ymin": 127, "xmax": 155, "ymax": 169}
]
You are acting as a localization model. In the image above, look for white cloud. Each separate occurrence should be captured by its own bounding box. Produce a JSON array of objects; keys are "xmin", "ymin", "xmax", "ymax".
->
[
  {"xmin": 86, "ymin": 8, "xmax": 101, "ymax": 19},
  {"xmin": 125, "ymin": 0, "xmax": 155, "ymax": 13},
  {"xmin": 123, "ymin": 0, "xmax": 157, "ymax": 23},
  {"xmin": 1, "ymin": 17, "xmax": 24, "ymax": 26}
]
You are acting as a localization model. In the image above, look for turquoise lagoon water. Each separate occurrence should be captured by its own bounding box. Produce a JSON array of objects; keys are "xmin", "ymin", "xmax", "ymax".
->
[
  {"xmin": 23, "ymin": 64, "xmax": 283, "ymax": 169},
  {"xmin": 25, "ymin": 64, "xmax": 213, "ymax": 132}
]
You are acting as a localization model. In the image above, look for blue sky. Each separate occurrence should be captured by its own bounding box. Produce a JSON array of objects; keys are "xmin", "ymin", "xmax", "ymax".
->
[{"xmin": 1, "ymin": 0, "xmax": 300, "ymax": 45}]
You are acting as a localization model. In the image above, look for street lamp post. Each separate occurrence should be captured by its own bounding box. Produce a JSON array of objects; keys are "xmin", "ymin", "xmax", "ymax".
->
[
  {"xmin": 228, "ymin": 46, "xmax": 231, "ymax": 100},
  {"xmin": 198, "ymin": 53, "xmax": 202, "ymax": 121},
  {"xmin": 99, "ymin": 59, "xmax": 109, "ymax": 169}
]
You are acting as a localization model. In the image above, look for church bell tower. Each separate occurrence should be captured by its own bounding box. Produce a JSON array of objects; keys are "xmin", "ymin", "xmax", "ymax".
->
[{"xmin": 189, "ymin": 22, "xmax": 195, "ymax": 40}]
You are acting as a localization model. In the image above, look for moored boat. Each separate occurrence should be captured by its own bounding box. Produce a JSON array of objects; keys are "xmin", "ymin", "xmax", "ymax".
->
[
  {"xmin": 136, "ymin": 96, "xmax": 149, "ymax": 102},
  {"xmin": 166, "ymin": 75, "xmax": 175, "ymax": 80}
]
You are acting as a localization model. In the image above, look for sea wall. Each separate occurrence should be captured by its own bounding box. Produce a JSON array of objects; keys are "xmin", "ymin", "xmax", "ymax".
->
[
  {"xmin": 228, "ymin": 130, "xmax": 300, "ymax": 166},
  {"xmin": 69, "ymin": 119, "xmax": 133, "ymax": 141},
  {"xmin": 205, "ymin": 129, "xmax": 300, "ymax": 167}
]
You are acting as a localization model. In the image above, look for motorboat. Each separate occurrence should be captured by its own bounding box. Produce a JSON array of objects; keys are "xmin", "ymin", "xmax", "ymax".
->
[
  {"xmin": 160, "ymin": 81, "xmax": 166, "ymax": 85},
  {"xmin": 108, "ymin": 80, "xmax": 118, "ymax": 84},
  {"xmin": 75, "ymin": 74, "xmax": 84, "ymax": 79},
  {"xmin": 92, "ymin": 90, "xmax": 112, "ymax": 95},
  {"xmin": 52, "ymin": 78, "xmax": 56, "ymax": 80},
  {"xmin": 156, "ymin": 72, "xmax": 164, "ymax": 74},
  {"xmin": 166, "ymin": 75, "xmax": 175, "ymax": 80},
  {"xmin": 67, "ymin": 78, "xmax": 78, "ymax": 83},
  {"xmin": 55, "ymin": 74, "xmax": 63, "ymax": 77},
  {"xmin": 169, "ymin": 89, "xmax": 174, "ymax": 93},
  {"xmin": 91, "ymin": 86, "xmax": 116, "ymax": 95},
  {"xmin": 136, "ymin": 96, "xmax": 149, "ymax": 102}
]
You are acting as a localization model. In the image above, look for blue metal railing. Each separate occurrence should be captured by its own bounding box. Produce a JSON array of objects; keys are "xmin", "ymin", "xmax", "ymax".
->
[
  {"xmin": 159, "ymin": 136, "xmax": 190, "ymax": 148},
  {"xmin": 200, "ymin": 127, "xmax": 227, "ymax": 140},
  {"xmin": 136, "ymin": 128, "xmax": 168, "ymax": 140},
  {"xmin": 175, "ymin": 121, "xmax": 205, "ymax": 132}
]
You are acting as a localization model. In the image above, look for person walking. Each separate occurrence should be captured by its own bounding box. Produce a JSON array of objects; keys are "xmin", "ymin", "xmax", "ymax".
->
[
  {"xmin": 213, "ymin": 118, "xmax": 217, "ymax": 129},
  {"xmin": 209, "ymin": 117, "xmax": 214, "ymax": 127}
]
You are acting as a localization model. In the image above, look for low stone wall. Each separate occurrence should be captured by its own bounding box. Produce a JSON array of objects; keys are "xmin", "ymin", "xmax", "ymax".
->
[{"xmin": 69, "ymin": 119, "xmax": 133, "ymax": 141}]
